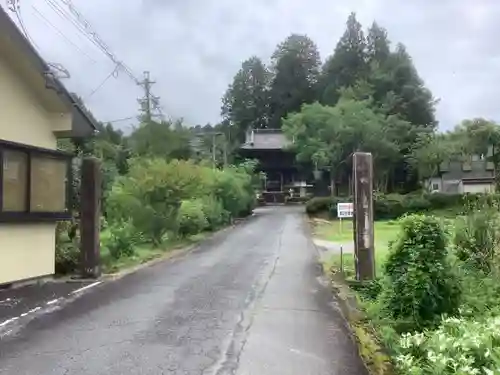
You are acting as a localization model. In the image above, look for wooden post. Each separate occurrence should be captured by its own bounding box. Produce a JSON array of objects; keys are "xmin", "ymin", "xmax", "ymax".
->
[
  {"xmin": 80, "ymin": 157, "xmax": 101, "ymax": 279},
  {"xmin": 353, "ymin": 152, "xmax": 375, "ymax": 280}
]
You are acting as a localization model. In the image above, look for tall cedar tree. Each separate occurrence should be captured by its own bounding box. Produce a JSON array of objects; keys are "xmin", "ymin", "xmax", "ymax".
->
[
  {"xmin": 221, "ymin": 56, "xmax": 269, "ymax": 142},
  {"xmin": 319, "ymin": 13, "xmax": 367, "ymax": 106},
  {"xmin": 383, "ymin": 44, "xmax": 437, "ymax": 129},
  {"xmin": 268, "ymin": 34, "xmax": 321, "ymax": 128}
]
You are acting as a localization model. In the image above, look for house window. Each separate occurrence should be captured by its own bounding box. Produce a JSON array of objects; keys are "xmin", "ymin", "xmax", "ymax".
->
[
  {"xmin": 30, "ymin": 155, "xmax": 68, "ymax": 212},
  {"xmin": 432, "ymin": 183, "xmax": 439, "ymax": 191},
  {"xmin": 2, "ymin": 150, "xmax": 28, "ymax": 212},
  {"xmin": 0, "ymin": 140, "xmax": 71, "ymax": 222}
]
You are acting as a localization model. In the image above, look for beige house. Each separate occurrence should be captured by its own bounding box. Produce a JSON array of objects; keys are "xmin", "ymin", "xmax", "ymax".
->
[{"xmin": 0, "ymin": 6, "xmax": 95, "ymax": 285}]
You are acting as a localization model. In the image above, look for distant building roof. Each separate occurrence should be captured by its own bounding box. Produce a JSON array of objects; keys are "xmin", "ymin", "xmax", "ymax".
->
[{"xmin": 240, "ymin": 129, "xmax": 292, "ymax": 150}]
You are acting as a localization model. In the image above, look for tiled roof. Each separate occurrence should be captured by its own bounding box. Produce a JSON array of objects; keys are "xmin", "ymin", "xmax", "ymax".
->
[{"xmin": 240, "ymin": 130, "xmax": 291, "ymax": 150}]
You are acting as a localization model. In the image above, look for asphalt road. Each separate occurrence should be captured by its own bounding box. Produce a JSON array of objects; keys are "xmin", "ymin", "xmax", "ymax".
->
[{"xmin": 0, "ymin": 206, "xmax": 366, "ymax": 375}]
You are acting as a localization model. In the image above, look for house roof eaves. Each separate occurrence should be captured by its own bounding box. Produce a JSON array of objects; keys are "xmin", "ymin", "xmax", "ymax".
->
[{"xmin": 0, "ymin": 6, "xmax": 97, "ymax": 133}]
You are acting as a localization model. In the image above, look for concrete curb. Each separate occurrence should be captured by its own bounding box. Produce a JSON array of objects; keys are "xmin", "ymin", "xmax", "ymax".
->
[{"xmin": 306, "ymin": 216, "xmax": 382, "ymax": 375}]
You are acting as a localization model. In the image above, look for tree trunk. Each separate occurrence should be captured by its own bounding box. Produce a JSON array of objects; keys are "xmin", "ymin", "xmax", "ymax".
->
[{"xmin": 330, "ymin": 170, "xmax": 335, "ymax": 197}]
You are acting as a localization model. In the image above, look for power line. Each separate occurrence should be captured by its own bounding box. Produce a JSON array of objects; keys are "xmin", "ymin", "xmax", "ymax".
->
[
  {"xmin": 84, "ymin": 66, "xmax": 119, "ymax": 100},
  {"xmin": 53, "ymin": 0, "xmax": 167, "ymax": 119},
  {"xmin": 14, "ymin": 0, "xmax": 168, "ymax": 120},
  {"xmin": 8, "ymin": 0, "xmax": 41, "ymax": 51},
  {"xmin": 8, "ymin": 0, "xmax": 72, "ymax": 80},
  {"xmin": 31, "ymin": 5, "xmax": 96, "ymax": 63},
  {"xmin": 103, "ymin": 116, "xmax": 137, "ymax": 124},
  {"xmin": 43, "ymin": 0, "xmax": 104, "ymax": 54},
  {"xmin": 53, "ymin": 0, "xmax": 141, "ymax": 84}
]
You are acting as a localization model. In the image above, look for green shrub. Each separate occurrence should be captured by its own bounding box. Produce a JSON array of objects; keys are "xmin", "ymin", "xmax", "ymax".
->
[
  {"xmin": 106, "ymin": 158, "xmax": 206, "ymax": 245},
  {"xmin": 374, "ymin": 193, "xmax": 406, "ymax": 219},
  {"xmin": 396, "ymin": 315, "xmax": 500, "ymax": 375},
  {"xmin": 463, "ymin": 192, "xmax": 500, "ymax": 209},
  {"xmin": 213, "ymin": 165, "xmax": 255, "ymax": 218},
  {"xmin": 381, "ymin": 214, "xmax": 461, "ymax": 331},
  {"xmin": 458, "ymin": 267, "xmax": 500, "ymax": 317},
  {"xmin": 306, "ymin": 192, "xmax": 494, "ymax": 220},
  {"xmin": 201, "ymin": 196, "xmax": 230, "ymax": 230},
  {"xmin": 106, "ymin": 158, "xmax": 256, "ymax": 244},
  {"xmin": 178, "ymin": 199, "xmax": 208, "ymax": 236},
  {"xmin": 405, "ymin": 194, "xmax": 432, "ymax": 212},
  {"xmin": 454, "ymin": 207, "xmax": 500, "ymax": 273},
  {"xmin": 306, "ymin": 197, "xmax": 338, "ymax": 215},
  {"xmin": 426, "ymin": 193, "xmax": 462, "ymax": 209},
  {"xmin": 101, "ymin": 220, "xmax": 141, "ymax": 259},
  {"xmin": 55, "ymin": 221, "xmax": 80, "ymax": 275}
]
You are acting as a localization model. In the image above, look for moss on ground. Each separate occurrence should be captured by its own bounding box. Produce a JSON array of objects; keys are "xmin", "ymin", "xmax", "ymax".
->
[{"xmin": 324, "ymin": 264, "xmax": 395, "ymax": 375}]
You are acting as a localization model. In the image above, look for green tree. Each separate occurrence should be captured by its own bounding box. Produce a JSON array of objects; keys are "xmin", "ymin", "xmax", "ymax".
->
[
  {"xmin": 283, "ymin": 99, "xmax": 400, "ymax": 194},
  {"xmin": 128, "ymin": 120, "xmax": 192, "ymax": 160},
  {"xmin": 407, "ymin": 132, "xmax": 456, "ymax": 190},
  {"xmin": 319, "ymin": 13, "xmax": 367, "ymax": 106},
  {"xmin": 221, "ymin": 56, "xmax": 269, "ymax": 141},
  {"xmin": 268, "ymin": 34, "xmax": 321, "ymax": 128},
  {"xmin": 366, "ymin": 21, "xmax": 390, "ymax": 65},
  {"xmin": 450, "ymin": 118, "xmax": 500, "ymax": 190},
  {"xmin": 383, "ymin": 43, "xmax": 437, "ymax": 129}
]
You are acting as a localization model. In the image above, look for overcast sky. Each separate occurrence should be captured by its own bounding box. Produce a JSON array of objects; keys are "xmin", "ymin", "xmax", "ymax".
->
[{"xmin": 7, "ymin": 0, "xmax": 500, "ymax": 130}]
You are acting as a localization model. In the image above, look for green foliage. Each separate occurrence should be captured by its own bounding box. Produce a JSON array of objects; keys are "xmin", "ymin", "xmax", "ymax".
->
[
  {"xmin": 200, "ymin": 196, "xmax": 230, "ymax": 230},
  {"xmin": 426, "ymin": 192, "xmax": 463, "ymax": 209},
  {"xmin": 106, "ymin": 158, "xmax": 256, "ymax": 245},
  {"xmin": 221, "ymin": 57, "xmax": 269, "ymax": 142},
  {"xmin": 101, "ymin": 221, "xmax": 141, "ymax": 260},
  {"xmin": 306, "ymin": 192, "xmax": 470, "ymax": 219},
  {"xmin": 268, "ymin": 34, "xmax": 321, "ymax": 128},
  {"xmin": 106, "ymin": 158, "xmax": 205, "ymax": 245},
  {"xmin": 454, "ymin": 206, "xmax": 500, "ymax": 272},
  {"xmin": 381, "ymin": 215, "xmax": 461, "ymax": 331},
  {"xmin": 396, "ymin": 316, "xmax": 500, "ymax": 375},
  {"xmin": 458, "ymin": 267, "xmax": 500, "ymax": 318},
  {"xmin": 407, "ymin": 132, "xmax": 457, "ymax": 185},
  {"xmin": 305, "ymin": 196, "xmax": 341, "ymax": 216},
  {"xmin": 55, "ymin": 221, "xmax": 80, "ymax": 275},
  {"xmin": 374, "ymin": 193, "xmax": 432, "ymax": 219},
  {"xmin": 319, "ymin": 12, "xmax": 367, "ymax": 106},
  {"xmin": 282, "ymin": 99, "xmax": 403, "ymax": 191},
  {"xmin": 178, "ymin": 199, "xmax": 209, "ymax": 237},
  {"xmin": 213, "ymin": 164, "xmax": 256, "ymax": 218},
  {"xmin": 128, "ymin": 119, "xmax": 193, "ymax": 160}
]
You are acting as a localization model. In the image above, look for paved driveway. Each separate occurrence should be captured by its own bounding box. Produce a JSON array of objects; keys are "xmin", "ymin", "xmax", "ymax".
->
[{"xmin": 0, "ymin": 206, "xmax": 366, "ymax": 375}]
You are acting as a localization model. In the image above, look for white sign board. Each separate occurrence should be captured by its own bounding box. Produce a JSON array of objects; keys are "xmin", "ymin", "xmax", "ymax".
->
[{"xmin": 337, "ymin": 202, "xmax": 353, "ymax": 218}]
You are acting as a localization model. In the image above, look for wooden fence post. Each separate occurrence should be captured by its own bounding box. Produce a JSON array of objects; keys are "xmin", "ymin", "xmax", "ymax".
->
[
  {"xmin": 353, "ymin": 152, "xmax": 375, "ymax": 280},
  {"xmin": 80, "ymin": 157, "xmax": 101, "ymax": 278}
]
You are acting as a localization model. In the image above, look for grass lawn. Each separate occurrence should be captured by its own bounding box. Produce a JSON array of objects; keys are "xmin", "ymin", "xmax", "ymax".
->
[
  {"xmin": 313, "ymin": 219, "xmax": 400, "ymax": 277},
  {"xmin": 100, "ymin": 232, "xmax": 208, "ymax": 274}
]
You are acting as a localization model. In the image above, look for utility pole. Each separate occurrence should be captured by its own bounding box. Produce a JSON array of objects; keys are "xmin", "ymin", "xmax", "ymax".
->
[
  {"xmin": 212, "ymin": 133, "xmax": 217, "ymax": 169},
  {"xmin": 138, "ymin": 71, "xmax": 158, "ymax": 123}
]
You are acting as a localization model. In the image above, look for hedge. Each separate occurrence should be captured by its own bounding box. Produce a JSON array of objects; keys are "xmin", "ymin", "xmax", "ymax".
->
[{"xmin": 306, "ymin": 192, "xmax": 500, "ymax": 220}]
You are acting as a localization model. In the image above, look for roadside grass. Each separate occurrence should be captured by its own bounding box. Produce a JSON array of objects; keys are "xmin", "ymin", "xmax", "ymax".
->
[
  {"xmin": 313, "ymin": 219, "xmax": 400, "ymax": 278},
  {"xmin": 100, "ymin": 232, "xmax": 208, "ymax": 274}
]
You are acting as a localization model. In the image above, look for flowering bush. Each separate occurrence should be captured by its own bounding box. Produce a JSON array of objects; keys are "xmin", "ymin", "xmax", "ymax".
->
[{"xmin": 396, "ymin": 316, "xmax": 500, "ymax": 375}]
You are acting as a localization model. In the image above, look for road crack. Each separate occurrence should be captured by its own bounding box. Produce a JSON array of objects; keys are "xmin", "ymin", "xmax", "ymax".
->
[{"xmin": 209, "ymin": 218, "xmax": 286, "ymax": 375}]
